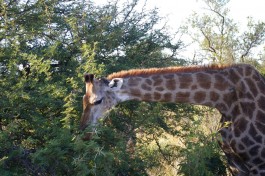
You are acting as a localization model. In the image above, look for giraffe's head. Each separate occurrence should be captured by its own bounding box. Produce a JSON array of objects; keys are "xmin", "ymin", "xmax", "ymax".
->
[{"xmin": 80, "ymin": 73, "xmax": 124, "ymax": 131}]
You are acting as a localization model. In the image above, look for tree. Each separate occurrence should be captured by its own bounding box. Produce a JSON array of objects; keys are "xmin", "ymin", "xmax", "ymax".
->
[
  {"xmin": 187, "ymin": 0, "xmax": 265, "ymax": 64},
  {"xmin": 0, "ymin": 0, "xmax": 184, "ymax": 175}
]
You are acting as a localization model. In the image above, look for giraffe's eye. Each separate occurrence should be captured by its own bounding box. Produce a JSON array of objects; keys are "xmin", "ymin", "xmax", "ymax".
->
[{"xmin": 94, "ymin": 98, "xmax": 103, "ymax": 105}]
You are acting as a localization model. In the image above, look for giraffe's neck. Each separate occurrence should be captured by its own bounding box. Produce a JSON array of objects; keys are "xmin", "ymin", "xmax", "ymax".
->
[{"xmin": 117, "ymin": 70, "xmax": 234, "ymax": 114}]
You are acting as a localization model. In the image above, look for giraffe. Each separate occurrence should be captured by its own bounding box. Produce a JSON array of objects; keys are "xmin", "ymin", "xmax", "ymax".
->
[{"xmin": 80, "ymin": 64, "xmax": 265, "ymax": 176}]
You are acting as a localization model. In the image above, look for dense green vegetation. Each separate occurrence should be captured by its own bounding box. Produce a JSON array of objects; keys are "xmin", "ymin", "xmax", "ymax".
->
[{"xmin": 1, "ymin": 0, "xmax": 264, "ymax": 175}]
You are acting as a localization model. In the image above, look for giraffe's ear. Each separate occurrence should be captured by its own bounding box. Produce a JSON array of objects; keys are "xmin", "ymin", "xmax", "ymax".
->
[{"xmin": 108, "ymin": 78, "xmax": 123, "ymax": 90}]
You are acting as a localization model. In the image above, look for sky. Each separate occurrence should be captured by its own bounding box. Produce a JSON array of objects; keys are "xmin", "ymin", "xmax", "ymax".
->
[
  {"xmin": 94, "ymin": 0, "xmax": 265, "ymax": 28},
  {"xmin": 94, "ymin": 0, "xmax": 265, "ymax": 60},
  {"xmin": 145, "ymin": 0, "xmax": 265, "ymax": 59},
  {"xmin": 145, "ymin": 0, "xmax": 264, "ymax": 28}
]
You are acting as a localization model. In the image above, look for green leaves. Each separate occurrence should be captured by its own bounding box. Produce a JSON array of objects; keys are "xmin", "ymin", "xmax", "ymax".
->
[
  {"xmin": 0, "ymin": 0, "xmax": 232, "ymax": 175},
  {"xmin": 1, "ymin": 0, "xmax": 179, "ymax": 174}
]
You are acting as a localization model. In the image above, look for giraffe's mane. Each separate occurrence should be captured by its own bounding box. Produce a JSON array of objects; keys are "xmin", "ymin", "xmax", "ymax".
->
[{"xmin": 107, "ymin": 64, "xmax": 237, "ymax": 79}]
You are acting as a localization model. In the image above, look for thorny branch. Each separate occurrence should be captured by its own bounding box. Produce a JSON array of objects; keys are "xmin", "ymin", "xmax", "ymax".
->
[{"xmin": 153, "ymin": 134, "xmax": 177, "ymax": 169}]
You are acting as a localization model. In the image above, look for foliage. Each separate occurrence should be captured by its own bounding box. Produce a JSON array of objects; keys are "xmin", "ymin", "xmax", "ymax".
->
[
  {"xmin": 0, "ymin": 0, "xmax": 183, "ymax": 175},
  {"xmin": 177, "ymin": 114, "xmax": 227, "ymax": 176},
  {"xmin": 1, "ymin": 0, "xmax": 265, "ymax": 175},
  {"xmin": 186, "ymin": 0, "xmax": 265, "ymax": 64}
]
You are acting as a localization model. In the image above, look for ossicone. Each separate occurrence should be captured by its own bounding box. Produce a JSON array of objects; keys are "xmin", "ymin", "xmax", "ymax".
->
[{"xmin": 84, "ymin": 73, "xmax": 94, "ymax": 83}]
